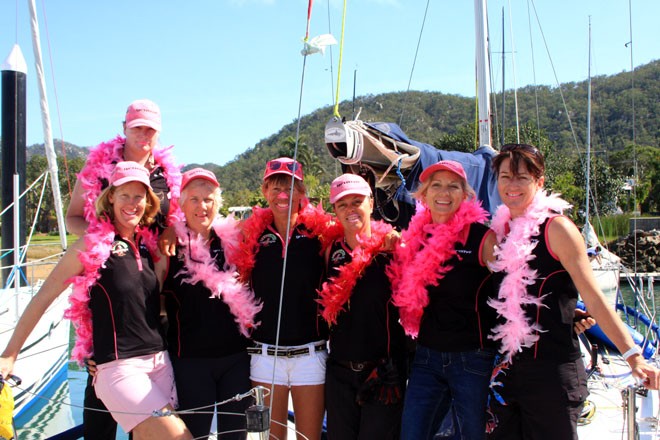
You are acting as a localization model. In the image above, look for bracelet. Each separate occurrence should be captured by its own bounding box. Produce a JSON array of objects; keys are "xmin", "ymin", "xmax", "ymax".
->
[{"xmin": 622, "ymin": 345, "xmax": 642, "ymax": 361}]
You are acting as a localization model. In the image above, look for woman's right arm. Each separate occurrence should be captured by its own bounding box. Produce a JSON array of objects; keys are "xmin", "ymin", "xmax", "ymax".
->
[
  {"xmin": 65, "ymin": 179, "xmax": 89, "ymax": 236},
  {"xmin": 0, "ymin": 239, "xmax": 85, "ymax": 377}
]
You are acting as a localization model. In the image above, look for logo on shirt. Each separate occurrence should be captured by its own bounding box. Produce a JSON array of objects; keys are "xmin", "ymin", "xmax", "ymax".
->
[
  {"xmin": 330, "ymin": 249, "xmax": 347, "ymax": 264},
  {"xmin": 111, "ymin": 240, "xmax": 130, "ymax": 257},
  {"xmin": 259, "ymin": 233, "xmax": 278, "ymax": 247},
  {"xmin": 456, "ymin": 249, "xmax": 472, "ymax": 255}
]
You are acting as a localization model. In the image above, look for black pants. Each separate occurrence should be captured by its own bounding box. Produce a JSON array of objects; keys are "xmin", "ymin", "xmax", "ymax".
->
[
  {"xmin": 325, "ymin": 358, "xmax": 405, "ymax": 440},
  {"xmin": 487, "ymin": 357, "xmax": 588, "ymax": 440},
  {"xmin": 172, "ymin": 351, "xmax": 252, "ymax": 439},
  {"xmin": 83, "ymin": 373, "xmax": 118, "ymax": 440}
]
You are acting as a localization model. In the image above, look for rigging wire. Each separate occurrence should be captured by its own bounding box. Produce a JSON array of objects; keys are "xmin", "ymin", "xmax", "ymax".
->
[
  {"xmin": 627, "ymin": 0, "xmax": 639, "ymax": 274},
  {"xmin": 326, "ymin": 0, "xmax": 335, "ymax": 105},
  {"xmin": 528, "ymin": 0, "xmax": 581, "ymax": 155},
  {"xmin": 332, "ymin": 0, "xmax": 348, "ymax": 118},
  {"xmin": 397, "ymin": 0, "xmax": 431, "ymax": 129},
  {"xmin": 525, "ymin": 0, "xmax": 542, "ymax": 146},
  {"xmin": 265, "ymin": 0, "xmax": 321, "ymax": 422},
  {"xmin": 39, "ymin": 0, "xmax": 73, "ymax": 198},
  {"xmin": 506, "ymin": 0, "xmax": 520, "ymax": 143}
]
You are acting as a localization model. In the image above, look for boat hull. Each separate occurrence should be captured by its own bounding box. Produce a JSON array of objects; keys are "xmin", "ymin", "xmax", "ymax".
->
[{"xmin": 0, "ymin": 283, "xmax": 70, "ymax": 420}]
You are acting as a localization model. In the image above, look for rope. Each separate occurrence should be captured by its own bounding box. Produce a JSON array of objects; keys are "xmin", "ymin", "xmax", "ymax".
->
[
  {"xmin": 332, "ymin": 0, "xmax": 348, "ymax": 118},
  {"xmin": 398, "ymin": 0, "xmax": 431, "ymax": 128}
]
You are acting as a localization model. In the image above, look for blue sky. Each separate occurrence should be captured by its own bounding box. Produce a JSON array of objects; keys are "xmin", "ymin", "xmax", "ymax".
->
[{"xmin": 1, "ymin": 0, "xmax": 658, "ymax": 166}]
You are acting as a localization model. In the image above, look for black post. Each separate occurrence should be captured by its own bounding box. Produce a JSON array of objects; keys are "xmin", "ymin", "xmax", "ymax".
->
[{"xmin": 1, "ymin": 45, "xmax": 28, "ymax": 287}]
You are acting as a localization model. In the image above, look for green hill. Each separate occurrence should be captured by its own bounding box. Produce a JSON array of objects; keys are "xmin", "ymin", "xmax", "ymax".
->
[{"xmin": 206, "ymin": 60, "xmax": 659, "ymax": 202}]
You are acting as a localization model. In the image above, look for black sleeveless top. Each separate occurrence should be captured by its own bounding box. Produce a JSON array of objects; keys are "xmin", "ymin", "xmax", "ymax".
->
[
  {"xmin": 250, "ymin": 223, "xmax": 327, "ymax": 345},
  {"xmin": 417, "ymin": 222, "xmax": 497, "ymax": 352},
  {"xmin": 325, "ymin": 240, "xmax": 406, "ymax": 362},
  {"xmin": 493, "ymin": 216, "xmax": 581, "ymax": 361},
  {"xmin": 162, "ymin": 230, "xmax": 249, "ymax": 358},
  {"xmin": 89, "ymin": 235, "xmax": 164, "ymax": 364}
]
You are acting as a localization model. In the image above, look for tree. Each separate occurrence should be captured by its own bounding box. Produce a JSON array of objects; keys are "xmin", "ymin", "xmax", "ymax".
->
[
  {"xmin": 609, "ymin": 144, "xmax": 660, "ymax": 214},
  {"xmin": 24, "ymin": 155, "xmax": 84, "ymax": 233},
  {"xmin": 278, "ymin": 135, "xmax": 324, "ymax": 178}
]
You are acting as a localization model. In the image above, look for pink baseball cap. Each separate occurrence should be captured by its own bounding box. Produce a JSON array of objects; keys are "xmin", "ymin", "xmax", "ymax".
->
[
  {"xmin": 329, "ymin": 174, "xmax": 372, "ymax": 204},
  {"xmin": 181, "ymin": 168, "xmax": 219, "ymax": 190},
  {"xmin": 419, "ymin": 160, "xmax": 467, "ymax": 183},
  {"xmin": 110, "ymin": 161, "xmax": 151, "ymax": 188},
  {"xmin": 125, "ymin": 99, "xmax": 162, "ymax": 131},
  {"xmin": 263, "ymin": 157, "xmax": 304, "ymax": 181}
]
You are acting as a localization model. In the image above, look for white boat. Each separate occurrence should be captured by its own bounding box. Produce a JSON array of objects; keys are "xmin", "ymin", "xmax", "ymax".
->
[{"xmin": 0, "ymin": 0, "xmax": 71, "ymax": 423}]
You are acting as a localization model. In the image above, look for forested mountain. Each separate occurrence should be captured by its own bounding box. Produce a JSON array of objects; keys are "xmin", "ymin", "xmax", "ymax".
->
[
  {"xmin": 2, "ymin": 59, "xmax": 658, "ymax": 220},
  {"xmin": 205, "ymin": 60, "xmax": 658, "ymax": 205}
]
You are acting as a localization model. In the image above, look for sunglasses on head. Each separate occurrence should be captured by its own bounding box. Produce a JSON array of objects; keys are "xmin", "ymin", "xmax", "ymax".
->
[
  {"xmin": 501, "ymin": 143, "xmax": 541, "ymax": 156},
  {"xmin": 268, "ymin": 159, "xmax": 301, "ymax": 172}
]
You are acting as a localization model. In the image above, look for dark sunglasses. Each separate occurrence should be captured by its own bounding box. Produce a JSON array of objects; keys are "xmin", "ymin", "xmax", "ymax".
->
[{"xmin": 500, "ymin": 143, "xmax": 541, "ymax": 156}]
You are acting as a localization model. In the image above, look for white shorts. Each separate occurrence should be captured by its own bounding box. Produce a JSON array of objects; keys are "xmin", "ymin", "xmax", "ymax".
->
[
  {"xmin": 94, "ymin": 351, "xmax": 178, "ymax": 433},
  {"xmin": 249, "ymin": 340, "xmax": 328, "ymax": 386}
]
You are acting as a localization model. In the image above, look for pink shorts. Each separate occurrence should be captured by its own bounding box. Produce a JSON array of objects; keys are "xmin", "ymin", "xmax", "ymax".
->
[{"xmin": 94, "ymin": 351, "xmax": 178, "ymax": 433}]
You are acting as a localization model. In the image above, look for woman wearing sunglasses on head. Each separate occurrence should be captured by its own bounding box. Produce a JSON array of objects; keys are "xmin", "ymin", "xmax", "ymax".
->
[
  {"xmin": 486, "ymin": 144, "xmax": 660, "ymax": 440},
  {"xmin": 234, "ymin": 157, "xmax": 342, "ymax": 440}
]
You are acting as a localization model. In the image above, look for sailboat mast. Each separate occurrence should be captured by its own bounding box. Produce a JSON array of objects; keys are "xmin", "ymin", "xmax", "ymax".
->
[
  {"xmin": 474, "ymin": 0, "xmax": 492, "ymax": 148},
  {"xmin": 585, "ymin": 18, "xmax": 592, "ymax": 225},
  {"xmin": 28, "ymin": 0, "xmax": 67, "ymax": 250},
  {"xmin": 501, "ymin": 8, "xmax": 505, "ymax": 146}
]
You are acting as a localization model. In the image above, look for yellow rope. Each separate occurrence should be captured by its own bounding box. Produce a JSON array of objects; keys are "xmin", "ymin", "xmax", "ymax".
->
[{"xmin": 333, "ymin": 0, "xmax": 348, "ymax": 118}]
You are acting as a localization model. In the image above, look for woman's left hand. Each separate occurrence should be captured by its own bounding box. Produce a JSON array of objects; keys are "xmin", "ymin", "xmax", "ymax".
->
[{"xmin": 629, "ymin": 356, "xmax": 660, "ymax": 389}]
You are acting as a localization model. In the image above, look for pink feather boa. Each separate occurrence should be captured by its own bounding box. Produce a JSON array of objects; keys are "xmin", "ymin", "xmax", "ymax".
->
[
  {"xmin": 64, "ymin": 224, "xmax": 158, "ymax": 364},
  {"xmin": 388, "ymin": 199, "xmax": 489, "ymax": 338},
  {"xmin": 234, "ymin": 203, "xmax": 342, "ymax": 282},
  {"xmin": 487, "ymin": 191, "xmax": 571, "ymax": 363},
  {"xmin": 317, "ymin": 221, "xmax": 393, "ymax": 325},
  {"xmin": 64, "ymin": 136, "xmax": 181, "ymax": 364},
  {"xmin": 172, "ymin": 216, "xmax": 262, "ymax": 337}
]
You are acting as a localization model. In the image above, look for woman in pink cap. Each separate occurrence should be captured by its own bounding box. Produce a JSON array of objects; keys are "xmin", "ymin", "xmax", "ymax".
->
[
  {"xmin": 157, "ymin": 168, "xmax": 261, "ymax": 439},
  {"xmin": 318, "ymin": 174, "xmax": 408, "ymax": 439},
  {"xmin": 388, "ymin": 160, "xmax": 498, "ymax": 440},
  {"xmin": 234, "ymin": 157, "xmax": 342, "ymax": 440},
  {"xmin": 65, "ymin": 99, "xmax": 182, "ymax": 440},
  {"xmin": 66, "ymin": 98, "xmax": 181, "ymax": 236},
  {"xmin": 0, "ymin": 162, "xmax": 192, "ymax": 439}
]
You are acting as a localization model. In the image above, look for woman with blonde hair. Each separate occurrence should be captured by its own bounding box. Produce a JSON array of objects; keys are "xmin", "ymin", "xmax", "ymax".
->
[{"xmin": 0, "ymin": 162, "xmax": 191, "ymax": 440}]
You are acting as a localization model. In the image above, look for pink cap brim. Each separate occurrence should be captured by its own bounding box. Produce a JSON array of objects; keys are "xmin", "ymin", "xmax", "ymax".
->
[{"xmin": 125, "ymin": 118, "xmax": 161, "ymax": 131}]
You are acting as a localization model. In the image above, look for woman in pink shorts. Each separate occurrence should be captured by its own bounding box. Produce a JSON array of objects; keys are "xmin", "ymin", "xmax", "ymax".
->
[{"xmin": 0, "ymin": 162, "xmax": 192, "ymax": 439}]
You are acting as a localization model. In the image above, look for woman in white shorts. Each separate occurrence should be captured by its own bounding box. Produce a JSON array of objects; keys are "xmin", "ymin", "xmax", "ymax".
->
[
  {"xmin": 235, "ymin": 158, "xmax": 343, "ymax": 440},
  {"xmin": 0, "ymin": 162, "xmax": 192, "ymax": 440}
]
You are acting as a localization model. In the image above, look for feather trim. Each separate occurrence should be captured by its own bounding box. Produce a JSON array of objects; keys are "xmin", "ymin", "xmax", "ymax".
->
[
  {"xmin": 388, "ymin": 199, "xmax": 489, "ymax": 338},
  {"xmin": 487, "ymin": 191, "xmax": 571, "ymax": 363},
  {"xmin": 317, "ymin": 221, "xmax": 393, "ymax": 325},
  {"xmin": 234, "ymin": 204, "xmax": 341, "ymax": 282},
  {"xmin": 64, "ymin": 136, "xmax": 181, "ymax": 364},
  {"xmin": 172, "ymin": 218, "xmax": 262, "ymax": 336}
]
